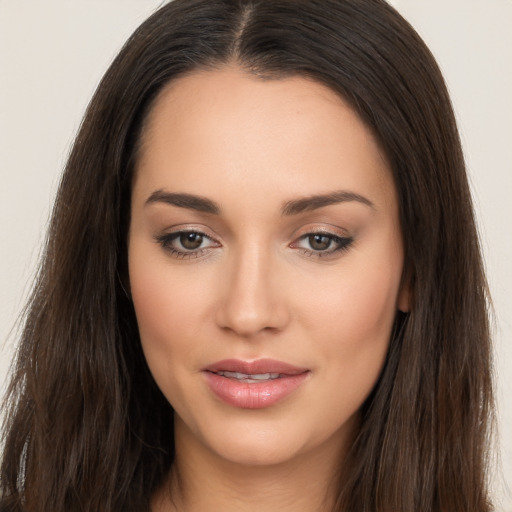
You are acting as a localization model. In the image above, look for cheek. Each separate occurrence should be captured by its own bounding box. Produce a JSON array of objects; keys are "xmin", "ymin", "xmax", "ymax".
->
[
  {"xmin": 128, "ymin": 244, "xmax": 209, "ymax": 382},
  {"xmin": 128, "ymin": 258, "xmax": 214, "ymax": 418},
  {"xmin": 299, "ymin": 249, "xmax": 402, "ymax": 394},
  {"xmin": 302, "ymin": 258, "xmax": 400, "ymax": 338},
  {"xmin": 298, "ymin": 273, "xmax": 398, "ymax": 441}
]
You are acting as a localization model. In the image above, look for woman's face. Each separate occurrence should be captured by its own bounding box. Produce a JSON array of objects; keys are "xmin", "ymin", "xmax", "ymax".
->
[{"xmin": 128, "ymin": 67, "xmax": 408, "ymax": 467}]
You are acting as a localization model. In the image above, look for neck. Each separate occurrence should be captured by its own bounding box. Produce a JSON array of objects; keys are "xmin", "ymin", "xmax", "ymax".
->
[{"xmin": 153, "ymin": 415, "xmax": 357, "ymax": 512}]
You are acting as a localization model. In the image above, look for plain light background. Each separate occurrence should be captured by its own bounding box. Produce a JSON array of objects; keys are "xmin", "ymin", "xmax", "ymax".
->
[{"xmin": 0, "ymin": 0, "xmax": 511, "ymax": 508}]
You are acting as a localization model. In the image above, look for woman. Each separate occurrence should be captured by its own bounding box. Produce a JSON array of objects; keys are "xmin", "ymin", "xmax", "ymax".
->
[{"xmin": 0, "ymin": 0, "xmax": 494, "ymax": 510}]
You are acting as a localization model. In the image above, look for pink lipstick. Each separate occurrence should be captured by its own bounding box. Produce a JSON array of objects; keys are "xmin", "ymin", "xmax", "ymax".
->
[{"xmin": 202, "ymin": 359, "xmax": 310, "ymax": 409}]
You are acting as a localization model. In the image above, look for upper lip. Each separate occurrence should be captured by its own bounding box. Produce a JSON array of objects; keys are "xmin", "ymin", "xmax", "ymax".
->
[{"xmin": 202, "ymin": 358, "xmax": 309, "ymax": 376}]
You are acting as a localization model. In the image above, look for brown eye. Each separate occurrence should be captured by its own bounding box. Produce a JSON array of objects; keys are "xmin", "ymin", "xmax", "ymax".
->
[
  {"xmin": 180, "ymin": 232, "xmax": 204, "ymax": 250},
  {"xmin": 308, "ymin": 234, "xmax": 332, "ymax": 251},
  {"xmin": 155, "ymin": 230, "xmax": 220, "ymax": 259},
  {"xmin": 292, "ymin": 232, "xmax": 354, "ymax": 258}
]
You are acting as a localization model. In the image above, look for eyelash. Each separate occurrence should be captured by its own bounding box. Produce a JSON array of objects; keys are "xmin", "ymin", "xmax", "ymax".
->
[
  {"xmin": 292, "ymin": 232, "xmax": 354, "ymax": 258},
  {"xmin": 154, "ymin": 230, "xmax": 353, "ymax": 260},
  {"xmin": 153, "ymin": 230, "xmax": 219, "ymax": 260}
]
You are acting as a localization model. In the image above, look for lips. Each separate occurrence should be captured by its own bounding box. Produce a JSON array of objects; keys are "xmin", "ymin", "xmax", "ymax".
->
[{"xmin": 202, "ymin": 359, "xmax": 310, "ymax": 409}]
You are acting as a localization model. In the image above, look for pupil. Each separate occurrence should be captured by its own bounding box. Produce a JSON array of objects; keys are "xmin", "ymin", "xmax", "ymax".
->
[
  {"xmin": 309, "ymin": 234, "xmax": 331, "ymax": 251},
  {"xmin": 180, "ymin": 233, "xmax": 203, "ymax": 250}
]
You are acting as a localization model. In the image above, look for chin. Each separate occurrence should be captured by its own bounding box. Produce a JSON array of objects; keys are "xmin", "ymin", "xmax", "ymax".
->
[
  {"xmin": 177, "ymin": 410, "xmax": 310, "ymax": 466},
  {"xmin": 190, "ymin": 411, "xmax": 350, "ymax": 469},
  {"xmin": 210, "ymin": 432, "xmax": 307, "ymax": 467}
]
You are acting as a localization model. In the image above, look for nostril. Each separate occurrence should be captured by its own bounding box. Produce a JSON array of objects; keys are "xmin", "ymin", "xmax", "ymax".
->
[{"xmin": 215, "ymin": 294, "xmax": 289, "ymax": 337}]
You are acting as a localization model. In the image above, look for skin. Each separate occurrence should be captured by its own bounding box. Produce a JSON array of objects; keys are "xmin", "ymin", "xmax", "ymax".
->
[{"xmin": 128, "ymin": 66, "xmax": 409, "ymax": 511}]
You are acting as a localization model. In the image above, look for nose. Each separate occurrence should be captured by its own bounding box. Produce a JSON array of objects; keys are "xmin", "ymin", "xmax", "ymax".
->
[{"xmin": 215, "ymin": 244, "xmax": 290, "ymax": 338}]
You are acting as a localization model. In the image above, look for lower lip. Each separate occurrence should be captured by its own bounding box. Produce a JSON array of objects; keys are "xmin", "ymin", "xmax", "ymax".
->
[{"xmin": 203, "ymin": 371, "xmax": 309, "ymax": 409}]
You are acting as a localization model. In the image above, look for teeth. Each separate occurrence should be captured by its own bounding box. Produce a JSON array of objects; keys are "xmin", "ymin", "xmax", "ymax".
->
[{"xmin": 217, "ymin": 371, "xmax": 281, "ymax": 381}]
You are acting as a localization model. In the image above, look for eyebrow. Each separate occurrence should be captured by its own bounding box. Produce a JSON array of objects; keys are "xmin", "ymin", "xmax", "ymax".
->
[
  {"xmin": 145, "ymin": 190, "xmax": 221, "ymax": 214},
  {"xmin": 281, "ymin": 190, "xmax": 375, "ymax": 216},
  {"xmin": 144, "ymin": 189, "xmax": 374, "ymax": 216}
]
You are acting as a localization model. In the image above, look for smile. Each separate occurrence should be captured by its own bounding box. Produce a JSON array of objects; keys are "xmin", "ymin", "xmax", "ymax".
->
[
  {"xmin": 214, "ymin": 371, "xmax": 282, "ymax": 382},
  {"xmin": 202, "ymin": 359, "xmax": 310, "ymax": 409}
]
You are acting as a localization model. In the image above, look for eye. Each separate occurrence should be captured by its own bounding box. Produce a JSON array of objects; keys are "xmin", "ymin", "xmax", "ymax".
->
[
  {"xmin": 306, "ymin": 234, "xmax": 334, "ymax": 251},
  {"xmin": 179, "ymin": 232, "xmax": 205, "ymax": 250},
  {"xmin": 154, "ymin": 230, "xmax": 220, "ymax": 259},
  {"xmin": 292, "ymin": 232, "xmax": 353, "ymax": 258}
]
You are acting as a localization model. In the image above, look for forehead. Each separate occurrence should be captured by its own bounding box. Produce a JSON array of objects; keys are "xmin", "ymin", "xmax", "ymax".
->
[{"xmin": 134, "ymin": 66, "xmax": 395, "ymax": 212}]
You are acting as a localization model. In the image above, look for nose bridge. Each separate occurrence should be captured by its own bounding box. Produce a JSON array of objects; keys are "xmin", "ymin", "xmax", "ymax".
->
[{"xmin": 216, "ymin": 239, "xmax": 287, "ymax": 336}]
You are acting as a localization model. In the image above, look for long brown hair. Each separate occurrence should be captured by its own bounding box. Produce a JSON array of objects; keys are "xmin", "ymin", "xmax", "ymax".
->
[{"xmin": 1, "ymin": 0, "xmax": 494, "ymax": 510}]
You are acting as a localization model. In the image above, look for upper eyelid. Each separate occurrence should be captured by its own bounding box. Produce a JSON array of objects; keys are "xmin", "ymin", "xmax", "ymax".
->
[
  {"xmin": 155, "ymin": 226, "xmax": 351, "ymax": 245},
  {"xmin": 291, "ymin": 224, "xmax": 350, "ymax": 239},
  {"xmin": 164, "ymin": 230, "xmax": 220, "ymax": 245},
  {"xmin": 159, "ymin": 225, "xmax": 220, "ymax": 240}
]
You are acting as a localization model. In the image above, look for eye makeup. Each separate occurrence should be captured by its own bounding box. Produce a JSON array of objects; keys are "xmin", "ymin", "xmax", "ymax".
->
[
  {"xmin": 153, "ymin": 229, "xmax": 221, "ymax": 260},
  {"xmin": 291, "ymin": 232, "xmax": 354, "ymax": 258},
  {"xmin": 153, "ymin": 227, "xmax": 354, "ymax": 261}
]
